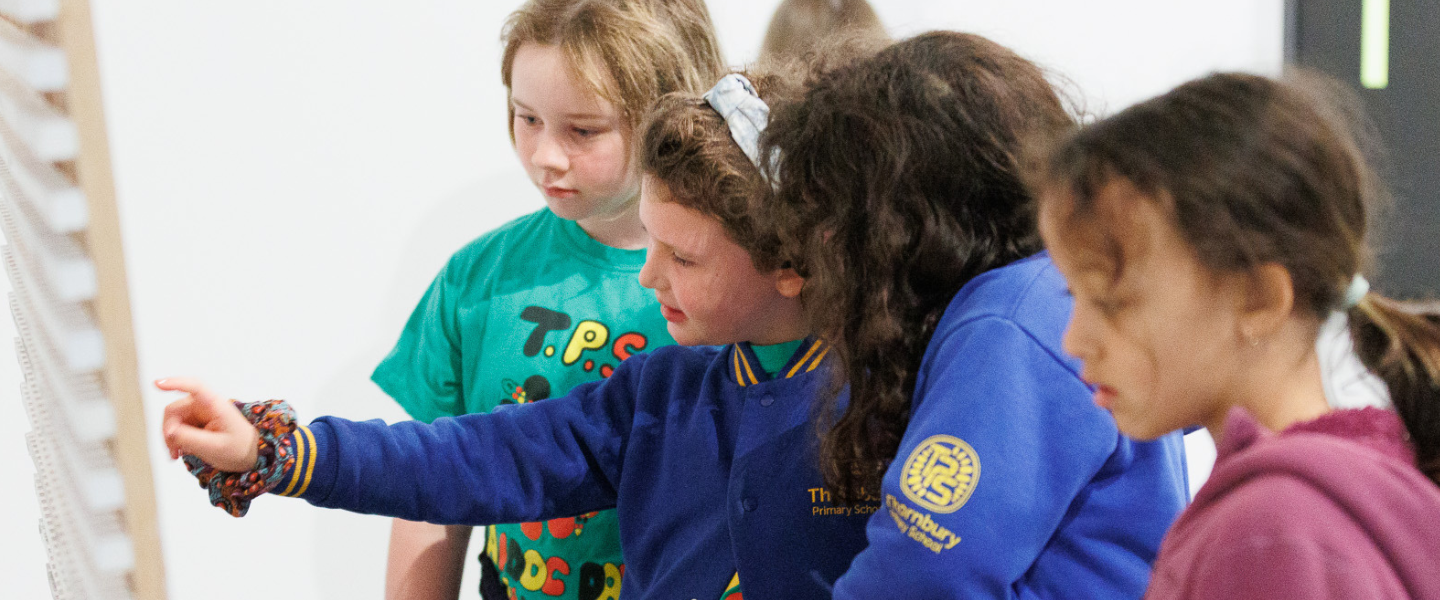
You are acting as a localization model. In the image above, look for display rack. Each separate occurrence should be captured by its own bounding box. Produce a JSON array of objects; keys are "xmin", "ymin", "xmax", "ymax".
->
[{"xmin": 0, "ymin": 1, "xmax": 165, "ymax": 598}]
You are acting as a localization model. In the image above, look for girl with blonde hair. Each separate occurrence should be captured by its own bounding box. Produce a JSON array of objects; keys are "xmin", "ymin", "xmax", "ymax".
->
[{"xmin": 372, "ymin": 1, "xmax": 724, "ymax": 598}]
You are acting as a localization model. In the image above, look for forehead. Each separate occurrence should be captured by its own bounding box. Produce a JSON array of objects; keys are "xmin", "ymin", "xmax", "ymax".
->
[
  {"xmin": 640, "ymin": 178, "xmax": 735, "ymax": 249},
  {"xmin": 1041, "ymin": 179, "xmax": 1183, "ymax": 285},
  {"xmin": 509, "ymin": 43, "xmax": 619, "ymax": 119}
]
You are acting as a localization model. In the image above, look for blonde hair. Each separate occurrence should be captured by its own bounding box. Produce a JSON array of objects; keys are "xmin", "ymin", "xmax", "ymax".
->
[
  {"xmin": 500, "ymin": 0, "xmax": 725, "ymax": 138},
  {"xmin": 759, "ymin": 0, "xmax": 886, "ymax": 66}
]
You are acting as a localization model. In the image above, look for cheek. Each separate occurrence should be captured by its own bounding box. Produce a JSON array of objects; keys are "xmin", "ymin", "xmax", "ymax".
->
[
  {"xmin": 576, "ymin": 138, "xmax": 634, "ymax": 186},
  {"xmin": 676, "ymin": 270, "xmax": 728, "ymax": 318},
  {"xmin": 512, "ymin": 129, "xmax": 537, "ymax": 167},
  {"xmin": 1093, "ymin": 313, "xmax": 1163, "ymax": 395}
]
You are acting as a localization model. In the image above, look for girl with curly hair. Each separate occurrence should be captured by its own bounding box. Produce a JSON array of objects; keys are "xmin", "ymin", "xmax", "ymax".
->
[{"xmin": 759, "ymin": 31, "xmax": 1189, "ymax": 598}]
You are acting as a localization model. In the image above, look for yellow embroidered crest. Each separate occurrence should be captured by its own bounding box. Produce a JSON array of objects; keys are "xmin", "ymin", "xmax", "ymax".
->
[{"xmin": 900, "ymin": 435, "xmax": 980, "ymax": 513}]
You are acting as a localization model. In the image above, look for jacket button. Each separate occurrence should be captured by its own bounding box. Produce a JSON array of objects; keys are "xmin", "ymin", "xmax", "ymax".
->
[
  {"xmin": 741, "ymin": 498, "xmax": 758, "ymax": 512},
  {"xmin": 759, "ymin": 394, "xmax": 775, "ymax": 407}
]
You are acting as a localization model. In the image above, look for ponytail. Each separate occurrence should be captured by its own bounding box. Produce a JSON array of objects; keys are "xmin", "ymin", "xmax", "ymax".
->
[{"xmin": 1349, "ymin": 294, "xmax": 1440, "ymax": 484}]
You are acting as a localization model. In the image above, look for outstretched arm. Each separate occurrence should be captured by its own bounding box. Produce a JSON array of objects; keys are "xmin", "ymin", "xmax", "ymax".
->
[{"xmin": 156, "ymin": 359, "xmax": 643, "ymax": 524}]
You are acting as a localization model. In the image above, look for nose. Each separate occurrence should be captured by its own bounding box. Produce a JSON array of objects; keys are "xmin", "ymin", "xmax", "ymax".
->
[
  {"xmin": 638, "ymin": 244, "xmax": 663, "ymax": 290},
  {"xmin": 1060, "ymin": 305, "xmax": 1096, "ymax": 363},
  {"xmin": 531, "ymin": 129, "xmax": 568, "ymax": 173}
]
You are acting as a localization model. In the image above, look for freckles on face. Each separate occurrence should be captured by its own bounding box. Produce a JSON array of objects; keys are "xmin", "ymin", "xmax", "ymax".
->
[{"xmin": 638, "ymin": 179, "xmax": 788, "ymax": 346}]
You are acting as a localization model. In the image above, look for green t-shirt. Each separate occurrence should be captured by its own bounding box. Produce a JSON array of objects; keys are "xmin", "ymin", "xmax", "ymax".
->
[{"xmin": 372, "ymin": 208, "xmax": 675, "ymax": 600}]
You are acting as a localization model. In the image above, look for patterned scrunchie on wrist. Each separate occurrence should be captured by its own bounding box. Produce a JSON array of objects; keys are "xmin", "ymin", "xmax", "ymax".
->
[{"xmin": 183, "ymin": 399, "xmax": 298, "ymax": 517}]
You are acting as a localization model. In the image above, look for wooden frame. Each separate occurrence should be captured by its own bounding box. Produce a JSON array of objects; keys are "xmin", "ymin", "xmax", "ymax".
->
[{"xmin": 2, "ymin": 1, "xmax": 166, "ymax": 598}]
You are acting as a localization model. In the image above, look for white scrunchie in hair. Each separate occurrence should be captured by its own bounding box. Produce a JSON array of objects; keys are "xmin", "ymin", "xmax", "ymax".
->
[
  {"xmin": 1343, "ymin": 274, "xmax": 1370, "ymax": 309},
  {"xmin": 702, "ymin": 73, "xmax": 770, "ymax": 169}
]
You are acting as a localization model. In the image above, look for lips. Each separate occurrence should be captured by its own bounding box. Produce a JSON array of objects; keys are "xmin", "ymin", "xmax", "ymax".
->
[
  {"xmin": 1093, "ymin": 385, "xmax": 1118, "ymax": 410},
  {"xmin": 1081, "ymin": 374, "xmax": 1117, "ymax": 410},
  {"xmin": 659, "ymin": 303, "xmax": 686, "ymax": 323},
  {"xmin": 543, "ymin": 185, "xmax": 578, "ymax": 200}
]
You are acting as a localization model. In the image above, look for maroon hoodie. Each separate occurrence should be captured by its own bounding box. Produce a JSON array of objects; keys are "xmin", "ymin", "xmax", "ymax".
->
[{"xmin": 1145, "ymin": 407, "xmax": 1440, "ymax": 600}]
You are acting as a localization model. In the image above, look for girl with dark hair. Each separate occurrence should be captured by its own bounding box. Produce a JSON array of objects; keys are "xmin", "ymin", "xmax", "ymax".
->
[
  {"xmin": 1036, "ymin": 72, "xmax": 1440, "ymax": 599},
  {"xmin": 759, "ymin": 31, "xmax": 1189, "ymax": 598}
]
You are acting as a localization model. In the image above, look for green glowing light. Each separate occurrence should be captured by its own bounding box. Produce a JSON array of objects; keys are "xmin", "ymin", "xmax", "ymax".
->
[{"xmin": 1361, "ymin": 0, "xmax": 1390, "ymax": 89}]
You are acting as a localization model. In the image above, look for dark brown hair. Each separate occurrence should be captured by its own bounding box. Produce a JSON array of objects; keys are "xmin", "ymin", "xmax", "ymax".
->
[
  {"xmin": 759, "ymin": 31, "xmax": 1077, "ymax": 502},
  {"xmin": 1036, "ymin": 72, "xmax": 1440, "ymax": 484},
  {"xmin": 500, "ymin": 0, "xmax": 726, "ymax": 139},
  {"xmin": 637, "ymin": 72, "xmax": 793, "ymax": 269}
]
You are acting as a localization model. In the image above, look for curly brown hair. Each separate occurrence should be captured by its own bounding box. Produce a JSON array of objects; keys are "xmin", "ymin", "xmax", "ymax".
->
[
  {"xmin": 757, "ymin": 31, "xmax": 1077, "ymax": 503},
  {"xmin": 1036, "ymin": 72, "xmax": 1440, "ymax": 484},
  {"xmin": 637, "ymin": 72, "xmax": 795, "ymax": 269}
]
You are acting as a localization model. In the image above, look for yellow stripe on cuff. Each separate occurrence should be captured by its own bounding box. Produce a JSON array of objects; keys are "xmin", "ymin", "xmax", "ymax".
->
[
  {"xmin": 294, "ymin": 425, "xmax": 319, "ymax": 497},
  {"xmin": 278, "ymin": 428, "xmax": 306, "ymax": 497}
]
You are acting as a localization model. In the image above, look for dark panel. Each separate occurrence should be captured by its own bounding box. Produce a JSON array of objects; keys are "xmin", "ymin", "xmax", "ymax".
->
[{"xmin": 1288, "ymin": 0, "xmax": 1440, "ymax": 298}]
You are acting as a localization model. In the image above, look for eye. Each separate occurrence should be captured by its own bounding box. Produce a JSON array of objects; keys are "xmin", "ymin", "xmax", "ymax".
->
[
  {"xmin": 573, "ymin": 126, "xmax": 601, "ymax": 139},
  {"xmin": 516, "ymin": 114, "xmax": 539, "ymax": 126},
  {"xmin": 1091, "ymin": 294, "xmax": 1128, "ymax": 317},
  {"xmin": 671, "ymin": 252, "xmax": 693, "ymax": 267}
]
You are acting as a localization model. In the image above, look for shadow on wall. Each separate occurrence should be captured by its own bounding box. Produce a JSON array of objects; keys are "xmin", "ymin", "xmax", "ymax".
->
[{"xmin": 305, "ymin": 168, "xmax": 540, "ymax": 600}]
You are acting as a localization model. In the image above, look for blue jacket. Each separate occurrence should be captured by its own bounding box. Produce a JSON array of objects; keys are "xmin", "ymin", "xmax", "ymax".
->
[
  {"xmin": 832, "ymin": 253, "xmax": 1189, "ymax": 599},
  {"xmin": 282, "ymin": 339, "xmax": 872, "ymax": 600},
  {"xmin": 274, "ymin": 254, "xmax": 1185, "ymax": 600}
]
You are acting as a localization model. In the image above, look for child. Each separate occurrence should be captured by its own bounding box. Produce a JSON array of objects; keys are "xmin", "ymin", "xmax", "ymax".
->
[
  {"xmin": 757, "ymin": 0, "xmax": 886, "ymax": 67},
  {"xmin": 160, "ymin": 71, "xmax": 877, "ymax": 600},
  {"xmin": 756, "ymin": 31, "xmax": 1190, "ymax": 598},
  {"xmin": 1034, "ymin": 72, "xmax": 1440, "ymax": 599},
  {"xmin": 370, "ymin": 1, "xmax": 724, "ymax": 598}
]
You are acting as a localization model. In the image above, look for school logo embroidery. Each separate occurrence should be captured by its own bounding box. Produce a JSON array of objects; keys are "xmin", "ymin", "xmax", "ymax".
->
[{"xmin": 900, "ymin": 435, "xmax": 980, "ymax": 513}]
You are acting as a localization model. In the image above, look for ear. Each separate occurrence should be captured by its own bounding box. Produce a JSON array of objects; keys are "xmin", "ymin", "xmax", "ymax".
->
[
  {"xmin": 1237, "ymin": 262, "xmax": 1295, "ymax": 341},
  {"xmin": 774, "ymin": 265, "xmax": 805, "ymax": 299}
]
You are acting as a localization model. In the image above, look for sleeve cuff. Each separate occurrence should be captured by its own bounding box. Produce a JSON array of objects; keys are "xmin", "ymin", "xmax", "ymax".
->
[{"xmin": 276, "ymin": 424, "xmax": 319, "ymax": 498}]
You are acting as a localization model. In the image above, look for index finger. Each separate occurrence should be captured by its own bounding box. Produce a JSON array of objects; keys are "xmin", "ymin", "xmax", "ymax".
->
[{"xmin": 154, "ymin": 377, "xmax": 224, "ymax": 407}]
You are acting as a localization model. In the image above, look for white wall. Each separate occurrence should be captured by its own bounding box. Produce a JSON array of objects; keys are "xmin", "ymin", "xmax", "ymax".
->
[{"xmin": 0, "ymin": 1, "xmax": 1277, "ymax": 598}]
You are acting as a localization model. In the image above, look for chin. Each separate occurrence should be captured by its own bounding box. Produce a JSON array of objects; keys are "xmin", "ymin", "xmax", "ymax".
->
[
  {"xmin": 667, "ymin": 325, "xmax": 702, "ymax": 347},
  {"xmin": 1111, "ymin": 412, "xmax": 1175, "ymax": 441},
  {"xmin": 542, "ymin": 198, "xmax": 586, "ymax": 220}
]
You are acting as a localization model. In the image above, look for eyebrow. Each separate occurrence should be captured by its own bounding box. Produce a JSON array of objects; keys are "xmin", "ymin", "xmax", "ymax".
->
[{"xmin": 510, "ymin": 98, "xmax": 611, "ymax": 121}]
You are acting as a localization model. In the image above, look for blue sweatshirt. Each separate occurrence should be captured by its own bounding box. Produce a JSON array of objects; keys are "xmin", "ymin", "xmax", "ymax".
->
[
  {"xmin": 832, "ymin": 253, "xmax": 1189, "ymax": 599},
  {"xmin": 273, "ymin": 254, "xmax": 1186, "ymax": 600},
  {"xmin": 282, "ymin": 339, "xmax": 872, "ymax": 600}
]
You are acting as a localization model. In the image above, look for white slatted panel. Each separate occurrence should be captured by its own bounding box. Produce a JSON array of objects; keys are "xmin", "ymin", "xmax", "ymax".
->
[
  {"xmin": 0, "ymin": 0, "xmax": 58, "ymax": 25},
  {"xmin": 1, "ymin": 3, "xmax": 164, "ymax": 599}
]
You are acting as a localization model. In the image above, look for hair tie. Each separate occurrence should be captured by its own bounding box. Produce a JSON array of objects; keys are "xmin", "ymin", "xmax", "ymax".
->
[
  {"xmin": 702, "ymin": 74, "xmax": 769, "ymax": 168},
  {"xmin": 1343, "ymin": 274, "xmax": 1370, "ymax": 309},
  {"xmin": 183, "ymin": 399, "xmax": 298, "ymax": 517}
]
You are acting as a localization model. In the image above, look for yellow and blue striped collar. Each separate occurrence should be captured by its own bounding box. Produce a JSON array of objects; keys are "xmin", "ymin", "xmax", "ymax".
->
[{"xmin": 731, "ymin": 338, "xmax": 831, "ymax": 387}]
